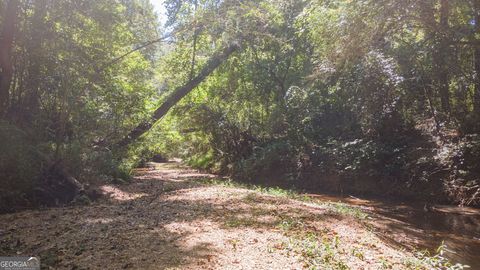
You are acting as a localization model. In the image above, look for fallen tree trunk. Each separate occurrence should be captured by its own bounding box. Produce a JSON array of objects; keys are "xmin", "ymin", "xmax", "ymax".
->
[{"xmin": 116, "ymin": 42, "xmax": 240, "ymax": 147}]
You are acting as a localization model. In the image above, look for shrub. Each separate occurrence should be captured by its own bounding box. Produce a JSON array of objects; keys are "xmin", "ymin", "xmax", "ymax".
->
[{"xmin": 0, "ymin": 122, "xmax": 44, "ymax": 210}]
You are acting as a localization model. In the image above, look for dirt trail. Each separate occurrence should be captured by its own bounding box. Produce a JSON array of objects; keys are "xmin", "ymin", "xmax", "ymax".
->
[{"xmin": 1, "ymin": 162, "xmax": 424, "ymax": 269}]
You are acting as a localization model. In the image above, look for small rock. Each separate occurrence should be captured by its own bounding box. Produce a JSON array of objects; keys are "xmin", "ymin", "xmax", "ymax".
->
[{"xmin": 122, "ymin": 262, "xmax": 133, "ymax": 269}]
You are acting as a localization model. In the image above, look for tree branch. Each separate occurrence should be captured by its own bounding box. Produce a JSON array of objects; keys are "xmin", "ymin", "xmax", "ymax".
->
[{"xmin": 115, "ymin": 42, "xmax": 240, "ymax": 147}]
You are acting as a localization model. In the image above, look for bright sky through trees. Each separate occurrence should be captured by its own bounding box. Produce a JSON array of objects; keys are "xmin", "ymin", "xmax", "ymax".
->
[{"xmin": 151, "ymin": 0, "xmax": 167, "ymax": 24}]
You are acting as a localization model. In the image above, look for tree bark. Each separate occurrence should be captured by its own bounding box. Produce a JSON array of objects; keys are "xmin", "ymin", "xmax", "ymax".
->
[
  {"xmin": 436, "ymin": 0, "xmax": 451, "ymax": 114},
  {"xmin": 189, "ymin": 0, "xmax": 199, "ymax": 80},
  {"xmin": 474, "ymin": 0, "xmax": 480, "ymax": 115},
  {"xmin": 115, "ymin": 42, "xmax": 239, "ymax": 147},
  {"xmin": 0, "ymin": 0, "xmax": 20, "ymax": 116},
  {"xmin": 24, "ymin": 0, "xmax": 47, "ymax": 117}
]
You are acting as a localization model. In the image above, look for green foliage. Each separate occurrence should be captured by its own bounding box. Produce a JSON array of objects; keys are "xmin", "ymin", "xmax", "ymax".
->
[
  {"xmin": 325, "ymin": 202, "xmax": 368, "ymax": 220},
  {"xmin": 0, "ymin": 0, "xmax": 159, "ymax": 209},
  {"xmin": 278, "ymin": 217, "xmax": 351, "ymax": 270},
  {"xmin": 405, "ymin": 243, "xmax": 471, "ymax": 270},
  {"xmin": 2, "ymin": 0, "xmax": 480, "ymax": 209},
  {"xmin": 0, "ymin": 122, "xmax": 43, "ymax": 195},
  {"xmin": 444, "ymin": 135, "xmax": 480, "ymax": 205},
  {"xmin": 152, "ymin": 0, "xmax": 480, "ymax": 206}
]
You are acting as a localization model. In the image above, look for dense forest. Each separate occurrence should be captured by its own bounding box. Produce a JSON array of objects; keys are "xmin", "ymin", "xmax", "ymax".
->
[
  {"xmin": 1, "ymin": 0, "xmax": 480, "ymax": 209},
  {"xmin": 2, "ymin": 0, "xmax": 480, "ymax": 269}
]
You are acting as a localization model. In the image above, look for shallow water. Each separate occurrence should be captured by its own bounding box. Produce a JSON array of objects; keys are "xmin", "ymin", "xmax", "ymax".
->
[{"xmin": 306, "ymin": 194, "xmax": 480, "ymax": 268}]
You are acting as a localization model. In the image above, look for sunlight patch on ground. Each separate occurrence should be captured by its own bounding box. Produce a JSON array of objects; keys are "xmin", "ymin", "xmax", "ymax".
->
[
  {"xmin": 85, "ymin": 217, "xmax": 116, "ymax": 225},
  {"xmin": 100, "ymin": 185, "xmax": 148, "ymax": 201},
  {"xmin": 1, "ymin": 161, "xmax": 464, "ymax": 269}
]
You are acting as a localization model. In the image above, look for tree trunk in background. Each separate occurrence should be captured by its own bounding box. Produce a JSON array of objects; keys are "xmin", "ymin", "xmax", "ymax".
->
[
  {"xmin": 24, "ymin": 0, "xmax": 47, "ymax": 118},
  {"xmin": 115, "ymin": 42, "xmax": 240, "ymax": 147},
  {"xmin": 189, "ymin": 0, "xmax": 198, "ymax": 81},
  {"xmin": 436, "ymin": 0, "xmax": 451, "ymax": 114},
  {"xmin": 0, "ymin": 0, "xmax": 20, "ymax": 117},
  {"xmin": 474, "ymin": 0, "xmax": 480, "ymax": 115}
]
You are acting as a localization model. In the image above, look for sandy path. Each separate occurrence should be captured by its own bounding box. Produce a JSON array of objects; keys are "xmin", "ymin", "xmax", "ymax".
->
[{"xmin": 0, "ymin": 162, "xmax": 417, "ymax": 269}]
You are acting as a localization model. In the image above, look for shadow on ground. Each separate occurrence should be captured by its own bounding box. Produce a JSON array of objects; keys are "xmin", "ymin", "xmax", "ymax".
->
[
  {"xmin": 2, "ymin": 162, "xmax": 456, "ymax": 269},
  {"xmin": 0, "ymin": 162, "xmax": 319, "ymax": 269}
]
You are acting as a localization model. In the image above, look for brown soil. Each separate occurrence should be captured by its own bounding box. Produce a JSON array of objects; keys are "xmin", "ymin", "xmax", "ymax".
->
[{"xmin": 0, "ymin": 162, "xmax": 425, "ymax": 269}]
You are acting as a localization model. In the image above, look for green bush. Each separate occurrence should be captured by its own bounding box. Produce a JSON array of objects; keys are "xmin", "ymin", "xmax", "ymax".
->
[{"xmin": 0, "ymin": 122, "xmax": 44, "ymax": 203}]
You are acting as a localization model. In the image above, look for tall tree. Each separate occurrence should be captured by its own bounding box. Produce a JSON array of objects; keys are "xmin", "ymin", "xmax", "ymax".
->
[
  {"xmin": 435, "ymin": 0, "xmax": 451, "ymax": 114},
  {"xmin": 24, "ymin": 0, "xmax": 47, "ymax": 118},
  {"xmin": 0, "ymin": 0, "xmax": 19, "ymax": 116},
  {"xmin": 474, "ymin": 0, "xmax": 480, "ymax": 116}
]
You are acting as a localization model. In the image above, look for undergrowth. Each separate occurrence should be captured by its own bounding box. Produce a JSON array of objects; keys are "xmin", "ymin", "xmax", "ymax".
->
[{"xmin": 404, "ymin": 243, "xmax": 470, "ymax": 270}]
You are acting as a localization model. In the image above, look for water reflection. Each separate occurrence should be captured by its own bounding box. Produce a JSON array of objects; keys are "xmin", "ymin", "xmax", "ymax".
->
[{"xmin": 306, "ymin": 194, "xmax": 480, "ymax": 268}]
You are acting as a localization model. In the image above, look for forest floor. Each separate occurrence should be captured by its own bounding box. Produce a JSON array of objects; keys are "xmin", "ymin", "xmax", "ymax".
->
[{"xmin": 0, "ymin": 162, "xmax": 455, "ymax": 269}]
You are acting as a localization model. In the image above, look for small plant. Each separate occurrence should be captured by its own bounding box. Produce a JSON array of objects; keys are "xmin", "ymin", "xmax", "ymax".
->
[
  {"xmin": 256, "ymin": 186, "xmax": 297, "ymax": 197},
  {"xmin": 229, "ymin": 239, "xmax": 240, "ymax": 250},
  {"xmin": 379, "ymin": 257, "xmax": 393, "ymax": 269},
  {"xmin": 277, "ymin": 217, "xmax": 304, "ymax": 231},
  {"xmin": 405, "ymin": 243, "xmax": 470, "ymax": 270},
  {"xmin": 326, "ymin": 202, "xmax": 368, "ymax": 220},
  {"xmin": 352, "ymin": 248, "xmax": 365, "ymax": 260},
  {"xmin": 224, "ymin": 215, "xmax": 258, "ymax": 228},
  {"xmin": 277, "ymin": 216, "xmax": 351, "ymax": 269}
]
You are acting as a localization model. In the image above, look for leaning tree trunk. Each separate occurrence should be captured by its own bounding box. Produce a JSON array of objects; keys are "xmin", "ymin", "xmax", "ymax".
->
[
  {"xmin": 0, "ymin": 0, "xmax": 20, "ymax": 116},
  {"xmin": 115, "ymin": 42, "xmax": 240, "ymax": 147}
]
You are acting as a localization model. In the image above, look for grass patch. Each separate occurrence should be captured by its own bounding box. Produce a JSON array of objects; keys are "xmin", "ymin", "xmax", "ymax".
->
[
  {"xmin": 224, "ymin": 215, "xmax": 258, "ymax": 228},
  {"xmin": 197, "ymin": 178, "xmax": 298, "ymax": 198},
  {"xmin": 325, "ymin": 202, "xmax": 368, "ymax": 220},
  {"xmin": 198, "ymin": 178, "xmax": 368, "ymax": 219},
  {"xmin": 276, "ymin": 217, "xmax": 349, "ymax": 270},
  {"xmin": 404, "ymin": 243, "xmax": 470, "ymax": 270}
]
